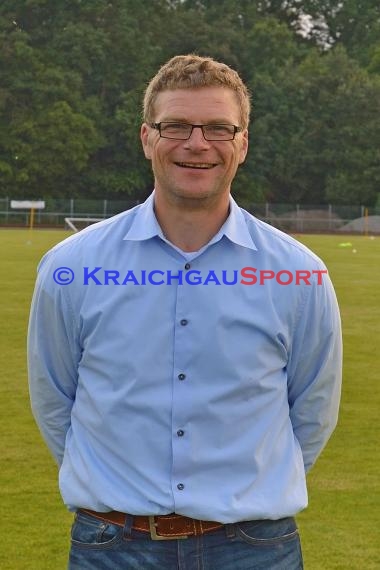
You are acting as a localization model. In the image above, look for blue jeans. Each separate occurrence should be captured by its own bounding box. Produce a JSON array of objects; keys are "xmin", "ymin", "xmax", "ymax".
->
[{"xmin": 68, "ymin": 511, "xmax": 303, "ymax": 569}]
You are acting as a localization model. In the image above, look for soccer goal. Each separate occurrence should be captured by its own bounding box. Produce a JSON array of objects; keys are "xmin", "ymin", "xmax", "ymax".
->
[{"xmin": 64, "ymin": 217, "xmax": 105, "ymax": 232}]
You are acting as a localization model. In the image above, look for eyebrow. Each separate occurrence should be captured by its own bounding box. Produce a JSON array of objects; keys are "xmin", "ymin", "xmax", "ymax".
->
[{"xmin": 159, "ymin": 118, "xmax": 235, "ymax": 124}]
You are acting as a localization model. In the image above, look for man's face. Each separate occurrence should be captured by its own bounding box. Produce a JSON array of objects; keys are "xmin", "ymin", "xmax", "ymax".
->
[{"xmin": 141, "ymin": 87, "xmax": 248, "ymax": 206}]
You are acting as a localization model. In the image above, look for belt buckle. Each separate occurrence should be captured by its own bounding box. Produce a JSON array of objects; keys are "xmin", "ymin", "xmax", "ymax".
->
[{"xmin": 148, "ymin": 516, "xmax": 188, "ymax": 540}]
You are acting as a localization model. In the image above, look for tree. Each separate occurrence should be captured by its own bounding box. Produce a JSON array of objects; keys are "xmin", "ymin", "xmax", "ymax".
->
[
  {"xmin": 1, "ymin": 0, "xmax": 378, "ymax": 204},
  {"xmin": 256, "ymin": 47, "xmax": 380, "ymax": 205}
]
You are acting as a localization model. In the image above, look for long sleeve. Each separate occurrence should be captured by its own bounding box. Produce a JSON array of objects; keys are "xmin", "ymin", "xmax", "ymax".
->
[
  {"xmin": 287, "ymin": 271, "xmax": 342, "ymax": 473},
  {"xmin": 27, "ymin": 255, "xmax": 81, "ymax": 466}
]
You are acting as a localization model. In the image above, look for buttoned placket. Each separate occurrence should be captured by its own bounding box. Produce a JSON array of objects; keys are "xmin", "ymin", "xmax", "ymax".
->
[{"xmin": 171, "ymin": 260, "xmax": 194, "ymax": 503}]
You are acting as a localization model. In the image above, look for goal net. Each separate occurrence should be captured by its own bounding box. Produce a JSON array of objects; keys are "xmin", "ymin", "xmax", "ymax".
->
[{"xmin": 64, "ymin": 217, "xmax": 105, "ymax": 232}]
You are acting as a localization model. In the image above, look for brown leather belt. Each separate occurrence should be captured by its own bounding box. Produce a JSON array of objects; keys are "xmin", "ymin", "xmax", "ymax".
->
[{"xmin": 80, "ymin": 509, "xmax": 224, "ymax": 540}]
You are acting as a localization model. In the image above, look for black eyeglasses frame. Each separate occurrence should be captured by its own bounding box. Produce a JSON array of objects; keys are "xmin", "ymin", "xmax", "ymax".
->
[{"xmin": 149, "ymin": 122, "xmax": 243, "ymax": 141}]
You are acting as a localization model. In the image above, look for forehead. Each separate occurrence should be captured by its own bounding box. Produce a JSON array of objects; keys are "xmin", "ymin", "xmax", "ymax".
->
[{"xmin": 153, "ymin": 87, "xmax": 241, "ymax": 123}]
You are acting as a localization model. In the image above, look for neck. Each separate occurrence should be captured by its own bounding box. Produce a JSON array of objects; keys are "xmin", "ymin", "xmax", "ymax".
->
[{"xmin": 154, "ymin": 192, "xmax": 230, "ymax": 252}]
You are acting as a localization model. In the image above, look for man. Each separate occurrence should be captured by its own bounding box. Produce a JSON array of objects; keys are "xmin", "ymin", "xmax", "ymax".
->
[{"xmin": 28, "ymin": 54, "xmax": 342, "ymax": 570}]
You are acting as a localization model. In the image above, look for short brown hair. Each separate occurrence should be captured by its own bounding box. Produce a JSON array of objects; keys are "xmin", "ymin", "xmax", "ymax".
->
[{"xmin": 143, "ymin": 54, "xmax": 251, "ymax": 129}]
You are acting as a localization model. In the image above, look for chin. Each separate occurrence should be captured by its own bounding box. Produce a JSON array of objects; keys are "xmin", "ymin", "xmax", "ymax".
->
[
  {"xmin": 156, "ymin": 178, "xmax": 228, "ymax": 205},
  {"xmin": 173, "ymin": 182, "xmax": 222, "ymax": 197},
  {"xmin": 175, "ymin": 189, "xmax": 217, "ymax": 201}
]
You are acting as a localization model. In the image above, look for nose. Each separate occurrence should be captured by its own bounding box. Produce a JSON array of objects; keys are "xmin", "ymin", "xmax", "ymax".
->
[{"xmin": 183, "ymin": 126, "xmax": 211, "ymax": 149}]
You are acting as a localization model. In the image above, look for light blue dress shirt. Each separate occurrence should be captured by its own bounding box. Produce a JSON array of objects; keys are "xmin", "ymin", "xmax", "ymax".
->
[{"xmin": 28, "ymin": 192, "xmax": 342, "ymax": 523}]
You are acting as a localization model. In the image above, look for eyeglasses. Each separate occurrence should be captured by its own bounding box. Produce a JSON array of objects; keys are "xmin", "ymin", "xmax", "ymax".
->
[{"xmin": 150, "ymin": 122, "xmax": 243, "ymax": 141}]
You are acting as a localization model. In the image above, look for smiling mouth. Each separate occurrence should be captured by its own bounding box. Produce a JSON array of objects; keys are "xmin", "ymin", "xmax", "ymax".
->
[{"xmin": 175, "ymin": 162, "xmax": 216, "ymax": 170}]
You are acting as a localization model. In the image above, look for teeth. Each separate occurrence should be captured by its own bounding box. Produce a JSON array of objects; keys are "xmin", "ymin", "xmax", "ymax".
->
[{"xmin": 177, "ymin": 162, "xmax": 214, "ymax": 169}]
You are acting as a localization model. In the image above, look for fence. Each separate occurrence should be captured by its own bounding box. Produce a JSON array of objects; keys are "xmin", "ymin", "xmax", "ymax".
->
[
  {"xmin": 0, "ymin": 197, "xmax": 141, "ymax": 229},
  {"xmin": 1, "ymin": 197, "xmax": 379, "ymax": 233}
]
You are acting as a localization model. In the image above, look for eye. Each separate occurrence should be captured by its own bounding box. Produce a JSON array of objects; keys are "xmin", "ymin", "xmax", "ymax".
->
[
  {"xmin": 206, "ymin": 125, "xmax": 233, "ymax": 136},
  {"xmin": 161, "ymin": 123, "xmax": 190, "ymax": 134}
]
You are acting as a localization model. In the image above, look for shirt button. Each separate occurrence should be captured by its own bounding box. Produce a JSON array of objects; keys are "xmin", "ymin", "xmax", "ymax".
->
[
  {"xmin": 177, "ymin": 429, "xmax": 184, "ymax": 437},
  {"xmin": 180, "ymin": 319, "xmax": 188, "ymax": 326},
  {"xmin": 177, "ymin": 483, "xmax": 185, "ymax": 490},
  {"xmin": 185, "ymin": 263, "xmax": 191, "ymax": 270},
  {"xmin": 178, "ymin": 373, "xmax": 186, "ymax": 381}
]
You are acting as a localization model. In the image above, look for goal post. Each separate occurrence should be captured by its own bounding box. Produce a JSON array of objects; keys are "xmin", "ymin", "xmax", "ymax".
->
[{"xmin": 64, "ymin": 217, "xmax": 105, "ymax": 232}]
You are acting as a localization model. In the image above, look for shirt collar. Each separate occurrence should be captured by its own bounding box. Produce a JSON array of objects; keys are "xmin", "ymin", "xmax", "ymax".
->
[
  {"xmin": 218, "ymin": 196, "xmax": 257, "ymax": 251},
  {"xmin": 123, "ymin": 193, "xmax": 163, "ymax": 241},
  {"xmin": 123, "ymin": 191, "xmax": 257, "ymax": 252}
]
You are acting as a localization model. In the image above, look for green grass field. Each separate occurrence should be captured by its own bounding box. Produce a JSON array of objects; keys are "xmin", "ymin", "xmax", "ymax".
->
[{"xmin": 1, "ymin": 229, "xmax": 379, "ymax": 569}]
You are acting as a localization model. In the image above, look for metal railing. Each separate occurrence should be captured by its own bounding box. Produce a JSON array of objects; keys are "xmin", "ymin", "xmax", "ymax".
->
[{"xmin": 1, "ymin": 197, "xmax": 379, "ymax": 233}]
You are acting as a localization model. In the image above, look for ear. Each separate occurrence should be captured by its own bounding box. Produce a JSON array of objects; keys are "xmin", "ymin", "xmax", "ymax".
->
[
  {"xmin": 238, "ymin": 129, "xmax": 249, "ymax": 165},
  {"xmin": 140, "ymin": 123, "xmax": 152, "ymax": 160}
]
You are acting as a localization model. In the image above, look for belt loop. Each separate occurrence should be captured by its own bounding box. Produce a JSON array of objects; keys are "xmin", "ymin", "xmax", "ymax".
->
[
  {"xmin": 123, "ymin": 514, "xmax": 134, "ymax": 538},
  {"xmin": 225, "ymin": 523, "xmax": 236, "ymax": 538}
]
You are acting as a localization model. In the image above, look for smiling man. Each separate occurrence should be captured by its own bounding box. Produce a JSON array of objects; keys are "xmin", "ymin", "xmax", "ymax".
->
[
  {"xmin": 140, "ymin": 62, "xmax": 249, "ymax": 256},
  {"xmin": 28, "ymin": 55, "xmax": 342, "ymax": 570}
]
